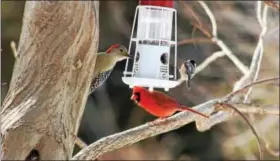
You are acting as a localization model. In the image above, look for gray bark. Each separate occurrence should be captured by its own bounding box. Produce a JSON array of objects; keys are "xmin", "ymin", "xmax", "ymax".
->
[{"xmin": 1, "ymin": 1, "xmax": 99, "ymax": 160}]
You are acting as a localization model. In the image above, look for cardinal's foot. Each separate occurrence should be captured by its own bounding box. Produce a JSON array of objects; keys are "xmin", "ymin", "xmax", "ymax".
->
[{"xmin": 148, "ymin": 117, "xmax": 167, "ymax": 126}]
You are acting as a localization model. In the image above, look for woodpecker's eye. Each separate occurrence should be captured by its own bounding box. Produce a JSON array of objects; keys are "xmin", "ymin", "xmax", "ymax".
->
[{"xmin": 120, "ymin": 49, "xmax": 124, "ymax": 52}]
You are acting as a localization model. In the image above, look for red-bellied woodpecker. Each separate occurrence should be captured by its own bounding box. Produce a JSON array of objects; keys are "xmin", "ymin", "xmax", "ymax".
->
[
  {"xmin": 89, "ymin": 44, "xmax": 131, "ymax": 94},
  {"xmin": 179, "ymin": 59, "xmax": 197, "ymax": 89}
]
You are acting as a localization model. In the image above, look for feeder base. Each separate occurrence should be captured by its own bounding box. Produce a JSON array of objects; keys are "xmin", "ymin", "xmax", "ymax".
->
[{"xmin": 122, "ymin": 77, "xmax": 179, "ymax": 91}]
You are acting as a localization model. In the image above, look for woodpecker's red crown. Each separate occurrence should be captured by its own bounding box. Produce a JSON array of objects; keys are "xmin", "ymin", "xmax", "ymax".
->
[{"xmin": 106, "ymin": 44, "xmax": 121, "ymax": 53}]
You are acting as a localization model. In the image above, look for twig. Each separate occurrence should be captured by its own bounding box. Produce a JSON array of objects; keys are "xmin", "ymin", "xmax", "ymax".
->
[
  {"xmin": 265, "ymin": 143, "xmax": 280, "ymax": 157},
  {"xmin": 180, "ymin": 1, "xmax": 211, "ymax": 49},
  {"xmin": 216, "ymin": 103, "xmax": 279, "ymax": 115},
  {"xmin": 195, "ymin": 77, "xmax": 279, "ymax": 131},
  {"xmin": 180, "ymin": 1, "xmax": 212, "ymax": 38},
  {"xmin": 218, "ymin": 103, "xmax": 264, "ymax": 160},
  {"xmin": 224, "ymin": 116, "xmax": 279, "ymax": 157},
  {"xmin": 263, "ymin": 1, "xmax": 280, "ymax": 11},
  {"xmin": 197, "ymin": 1, "xmax": 249, "ymax": 75},
  {"xmin": 194, "ymin": 51, "xmax": 225, "ymax": 76},
  {"xmin": 243, "ymin": 3, "xmax": 269, "ymax": 103},
  {"xmin": 224, "ymin": 76, "xmax": 279, "ymax": 102},
  {"xmin": 198, "ymin": 1, "xmax": 217, "ymax": 37},
  {"xmin": 178, "ymin": 37, "xmax": 213, "ymax": 46},
  {"xmin": 224, "ymin": 116, "xmax": 278, "ymax": 147}
]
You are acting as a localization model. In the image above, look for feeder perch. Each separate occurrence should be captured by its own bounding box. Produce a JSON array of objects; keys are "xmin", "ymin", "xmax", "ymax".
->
[{"xmin": 122, "ymin": 0, "xmax": 178, "ymax": 91}]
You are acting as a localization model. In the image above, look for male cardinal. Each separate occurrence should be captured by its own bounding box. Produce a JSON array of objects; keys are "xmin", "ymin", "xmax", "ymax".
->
[{"xmin": 131, "ymin": 86, "xmax": 209, "ymax": 118}]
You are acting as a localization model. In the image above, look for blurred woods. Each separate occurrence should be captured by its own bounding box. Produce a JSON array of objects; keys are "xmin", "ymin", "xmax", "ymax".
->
[{"xmin": 1, "ymin": 1, "xmax": 279, "ymax": 160}]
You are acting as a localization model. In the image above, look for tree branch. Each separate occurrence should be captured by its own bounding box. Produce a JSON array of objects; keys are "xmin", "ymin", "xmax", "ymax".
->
[
  {"xmin": 224, "ymin": 76, "xmax": 279, "ymax": 102},
  {"xmin": 71, "ymin": 76, "xmax": 279, "ymax": 160},
  {"xmin": 71, "ymin": 99, "xmax": 218, "ymax": 160},
  {"xmin": 193, "ymin": 51, "xmax": 226, "ymax": 76},
  {"xmin": 243, "ymin": 2, "xmax": 269, "ymax": 103},
  {"xmin": 216, "ymin": 103, "xmax": 279, "ymax": 115},
  {"xmin": 217, "ymin": 103, "xmax": 264, "ymax": 160},
  {"xmin": 197, "ymin": 1, "xmax": 250, "ymax": 75}
]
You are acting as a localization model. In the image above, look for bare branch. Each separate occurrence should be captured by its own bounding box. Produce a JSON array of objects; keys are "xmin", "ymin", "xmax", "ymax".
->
[
  {"xmin": 243, "ymin": 3, "xmax": 269, "ymax": 103},
  {"xmin": 195, "ymin": 76, "xmax": 279, "ymax": 131},
  {"xmin": 263, "ymin": 1, "xmax": 280, "ymax": 12},
  {"xmin": 265, "ymin": 143, "xmax": 280, "ymax": 157},
  {"xmin": 71, "ymin": 99, "xmax": 218, "ymax": 160},
  {"xmin": 217, "ymin": 103, "xmax": 264, "ymax": 160},
  {"xmin": 194, "ymin": 51, "xmax": 226, "ymax": 76},
  {"xmin": 198, "ymin": 1, "xmax": 217, "ymax": 37},
  {"xmin": 216, "ymin": 103, "xmax": 279, "ymax": 115},
  {"xmin": 224, "ymin": 116, "xmax": 278, "ymax": 147},
  {"xmin": 198, "ymin": 1, "xmax": 249, "ymax": 75},
  {"xmin": 71, "ymin": 75, "xmax": 279, "ymax": 160},
  {"xmin": 177, "ymin": 37, "xmax": 213, "ymax": 46},
  {"xmin": 224, "ymin": 116, "xmax": 279, "ymax": 157},
  {"xmin": 224, "ymin": 76, "xmax": 279, "ymax": 102},
  {"xmin": 180, "ymin": 1, "xmax": 212, "ymax": 38}
]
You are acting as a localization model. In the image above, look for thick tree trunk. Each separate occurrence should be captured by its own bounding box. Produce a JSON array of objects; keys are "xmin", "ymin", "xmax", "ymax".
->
[{"xmin": 1, "ymin": 1, "xmax": 99, "ymax": 160}]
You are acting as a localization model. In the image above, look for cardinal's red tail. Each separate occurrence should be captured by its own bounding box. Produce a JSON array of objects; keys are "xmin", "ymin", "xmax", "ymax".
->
[{"xmin": 177, "ymin": 105, "xmax": 209, "ymax": 118}]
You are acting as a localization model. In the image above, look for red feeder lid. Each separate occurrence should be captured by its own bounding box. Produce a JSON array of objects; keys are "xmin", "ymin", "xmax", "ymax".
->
[{"xmin": 139, "ymin": 0, "xmax": 174, "ymax": 8}]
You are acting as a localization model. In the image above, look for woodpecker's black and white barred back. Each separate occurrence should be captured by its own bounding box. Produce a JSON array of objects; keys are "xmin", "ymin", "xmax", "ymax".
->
[
  {"xmin": 89, "ymin": 70, "xmax": 113, "ymax": 94},
  {"xmin": 88, "ymin": 44, "xmax": 130, "ymax": 95}
]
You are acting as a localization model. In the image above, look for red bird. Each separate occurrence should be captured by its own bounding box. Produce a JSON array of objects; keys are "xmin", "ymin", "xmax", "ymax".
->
[{"xmin": 131, "ymin": 86, "xmax": 209, "ymax": 118}]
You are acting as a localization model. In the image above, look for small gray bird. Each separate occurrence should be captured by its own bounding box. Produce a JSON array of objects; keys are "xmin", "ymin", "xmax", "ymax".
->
[{"xmin": 179, "ymin": 59, "xmax": 197, "ymax": 89}]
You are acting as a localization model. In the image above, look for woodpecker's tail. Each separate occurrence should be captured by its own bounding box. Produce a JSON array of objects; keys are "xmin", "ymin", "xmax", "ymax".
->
[{"xmin": 177, "ymin": 105, "xmax": 209, "ymax": 118}]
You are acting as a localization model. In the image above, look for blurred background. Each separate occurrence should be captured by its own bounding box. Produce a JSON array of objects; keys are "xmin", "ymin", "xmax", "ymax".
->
[{"xmin": 1, "ymin": 1, "xmax": 279, "ymax": 160}]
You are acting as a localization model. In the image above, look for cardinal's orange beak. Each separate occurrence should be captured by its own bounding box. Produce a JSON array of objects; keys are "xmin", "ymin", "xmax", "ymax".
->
[{"xmin": 131, "ymin": 94, "xmax": 136, "ymax": 100}]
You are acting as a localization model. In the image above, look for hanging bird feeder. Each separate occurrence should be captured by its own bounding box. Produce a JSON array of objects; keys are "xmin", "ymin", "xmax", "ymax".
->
[{"xmin": 122, "ymin": 0, "xmax": 178, "ymax": 91}]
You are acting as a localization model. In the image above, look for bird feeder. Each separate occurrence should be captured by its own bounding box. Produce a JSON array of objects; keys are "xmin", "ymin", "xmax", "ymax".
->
[{"xmin": 122, "ymin": 0, "xmax": 178, "ymax": 91}]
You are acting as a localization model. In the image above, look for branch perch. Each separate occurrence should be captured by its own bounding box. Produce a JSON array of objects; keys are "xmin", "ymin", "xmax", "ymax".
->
[{"xmin": 71, "ymin": 76, "xmax": 279, "ymax": 160}]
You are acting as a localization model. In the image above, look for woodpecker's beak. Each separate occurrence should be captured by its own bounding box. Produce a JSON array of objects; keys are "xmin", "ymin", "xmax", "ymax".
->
[{"xmin": 123, "ymin": 53, "xmax": 132, "ymax": 59}]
